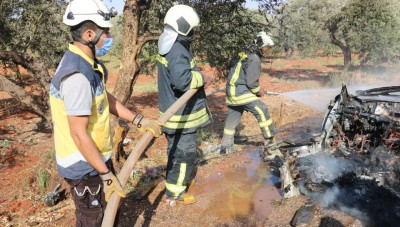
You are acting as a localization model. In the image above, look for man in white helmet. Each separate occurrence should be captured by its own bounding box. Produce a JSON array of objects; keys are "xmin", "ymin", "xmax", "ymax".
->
[
  {"xmin": 49, "ymin": 0, "xmax": 163, "ymax": 225},
  {"xmin": 220, "ymin": 31, "xmax": 276, "ymax": 156},
  {"xmin": 157, "ymin": 4, "xmax": 212, "ymax": 205}
]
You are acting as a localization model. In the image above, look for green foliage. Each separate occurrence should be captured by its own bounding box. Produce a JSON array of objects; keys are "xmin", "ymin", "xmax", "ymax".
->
[
  {"xmin": 322, "ymin": 44, "xmax": 340, "ymax": 56},
  {"xmin": 328, "ymin": 71, "xmax": 352, "ymax": 87},
  {"xmin": 132, "ymin": 0, "xmax": 269, "ymax": 77},
  {"xmin": 37, "ymin": 169, "xmax": 50, "ymax": 193},
  {"xmin": 133, "ymin": 82, "xmax": 158, "ymax": 94},
  {"xmin": 271, "ymin": 0, "xmax": 337, "ymax": 56},
  {"xmin": 191, "ymin": 1, "xmax": 267, "ymax": 73},
  {"xmin": 342, "ymin": 0, "xmax": 400, "ymax": 63},
  {"xmin": 0, "ymin": 139, "xmax": 13, "ymax": 148},
  {"xmin": 138, "ymin": 42, "xmax": 158, "ymax": 75},
  {"xmin": 108, "ymin": 14, "xmax": 124, "ymax": 58},
  {"xmin": 0, "ymin": 0, "xmax": 70, "ymax": 67},
  {"xmin": 268, "ymin": 0, "xmax": 400, "ymax": 65}
]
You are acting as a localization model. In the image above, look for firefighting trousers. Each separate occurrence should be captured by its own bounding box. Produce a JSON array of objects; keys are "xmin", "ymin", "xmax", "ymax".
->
[
  {"xmin": 221, "ymin": 100, "xmax": 275, "ymax": 146},
  {"xmin": 165, "ymin": 132, "xmax": 197, "ymax": 198}
]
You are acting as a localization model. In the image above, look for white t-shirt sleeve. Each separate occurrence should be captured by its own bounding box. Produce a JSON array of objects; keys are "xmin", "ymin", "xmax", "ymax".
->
[{"xmin": 60, "ymin": 73, "xmax": 92, "ymax": 116}]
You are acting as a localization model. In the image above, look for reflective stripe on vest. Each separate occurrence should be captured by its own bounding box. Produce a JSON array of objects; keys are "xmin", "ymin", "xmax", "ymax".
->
[
  {"xmin": 156, "ymin": 55, "xmax": 168, "ymax": 67},
  {"xmin": 157, "ymin": 55, "xmax": 196, "ymax": 68},
  {"xmin": 160, "ymin": 107, "xmax": 209, "ymax": 130},
  {"xmin": 157, "ymin": 55, "xmax": 203, "ymax": 89},
  {"xmin": 226, "ymin": 52, "xmax": 258, "ymax": 105}
]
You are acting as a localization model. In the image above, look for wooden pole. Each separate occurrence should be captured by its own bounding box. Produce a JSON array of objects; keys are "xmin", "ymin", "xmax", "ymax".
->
[{"xmin": 102, "ymin": 88, "xmax": 199, "ymax": 227}]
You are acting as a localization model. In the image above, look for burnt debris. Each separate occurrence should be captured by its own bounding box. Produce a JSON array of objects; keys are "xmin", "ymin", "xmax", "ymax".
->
[
  {"xmin": 266, "ymin": 85, "xmax": 400, "ymax": 226},
  {"xmin": 321, "ymin": 85, "xmax": 400, "ymax": 152}
]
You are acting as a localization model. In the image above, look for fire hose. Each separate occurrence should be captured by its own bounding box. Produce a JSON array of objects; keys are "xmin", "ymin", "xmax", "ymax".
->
[
  {"xmin": 102, "ymin": 87, "xmax": 225, "ymax": 226},
  {"xmin": 265, "ymin": 91, "xmax": 280, "ymax": 95}
]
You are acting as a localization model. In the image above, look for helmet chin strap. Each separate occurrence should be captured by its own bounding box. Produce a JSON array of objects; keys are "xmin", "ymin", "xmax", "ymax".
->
[{"xmin": 72, "ymin": 29, "xmax": 104, "ymax": 56}]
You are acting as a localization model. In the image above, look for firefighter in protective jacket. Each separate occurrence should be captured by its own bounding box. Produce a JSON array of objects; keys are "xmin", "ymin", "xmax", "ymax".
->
[
  {"xmin": 157, "ymin": 4, "xmax": 211, "ymax": 205},
  {"xmin": 221, "ymin": 32, "xmax": 276, "ymax": 154}
]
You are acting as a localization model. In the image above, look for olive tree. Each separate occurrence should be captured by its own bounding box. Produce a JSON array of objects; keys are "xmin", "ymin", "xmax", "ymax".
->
[
  {"xmin": 0, "ymin": 0, "xmax": 69, "ymax": 124},
  {"xmin": 271, "ymin": 0, "xmax": 332, "ymax": 56},
  {"xmin": 113, "ymin": 0, "xmax": 269, "ymax": 105},
  {"xmin": 265, "ymin": 0, "xmax": 400, "ymax": 69},
  {"xmin": 330, "ymin": 0, "xmax": 400, "ymax": 65}
]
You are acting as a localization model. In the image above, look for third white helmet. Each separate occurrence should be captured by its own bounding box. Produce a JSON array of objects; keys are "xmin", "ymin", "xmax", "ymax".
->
[
  {"xmin": 164, "ymin": 5, "xmax": 200, "ymax": 36},
  {"xmin": 255, "ymin": 32, "xmax": 274, "ymax": 48}
]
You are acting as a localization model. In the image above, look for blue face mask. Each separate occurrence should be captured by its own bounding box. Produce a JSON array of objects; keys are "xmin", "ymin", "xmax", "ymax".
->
[{"xmin": 95, "ymin": 38, "xmax": 113, "ymax": 56}]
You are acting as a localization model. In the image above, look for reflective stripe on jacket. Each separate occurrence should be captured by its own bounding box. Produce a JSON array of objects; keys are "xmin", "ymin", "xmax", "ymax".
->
[
  {"xmin": 157, "ymin": 42, "xmax": 210, "ymax": 134},
  {"xmin": 225, "ymin": 52, "xmax": 261, "ymax": 105},
  {"xmin": 49, "ymin": 44, "xmax": 112, "ymax": 179}
]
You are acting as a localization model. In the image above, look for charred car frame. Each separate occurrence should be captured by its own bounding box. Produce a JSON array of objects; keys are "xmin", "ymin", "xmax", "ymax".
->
[{"xmin": 269, "ymin": 85, "xmax": 400, "ymax": 226}]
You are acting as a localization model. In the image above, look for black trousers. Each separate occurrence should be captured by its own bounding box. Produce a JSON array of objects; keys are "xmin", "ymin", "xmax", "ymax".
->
[
  {"xmin": 65, "ymin": 175, "xmax": 106, "ymax": 227},
  {"xmin": 64, "ymin": 161, "xmax": 114, "ymax": 227},
  {"xmin": 221, "ymin": 100, "xmax": 275, "ymax": 146},
  {"xmin": 165, "ymin": 132, "xmax": 197, "ymax": 198}
]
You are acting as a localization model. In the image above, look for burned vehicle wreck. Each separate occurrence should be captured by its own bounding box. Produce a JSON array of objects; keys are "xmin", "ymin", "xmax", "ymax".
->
[
  {"xmin": 319, "ymin": 85, "xmax": 400, "ymax": 152},
  {"xmin": 268, "ymin": 85, "xmax": 400, "ymax": 226}
]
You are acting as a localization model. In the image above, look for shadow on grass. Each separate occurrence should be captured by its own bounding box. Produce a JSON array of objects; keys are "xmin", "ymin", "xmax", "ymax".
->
[{"xmin": 269, "ymin": 68, "xmax": 331, "ymax": 86}]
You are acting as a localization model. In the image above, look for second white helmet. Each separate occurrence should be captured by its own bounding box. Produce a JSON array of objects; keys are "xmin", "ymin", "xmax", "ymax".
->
[
  {"xmin": 164, "ymin": 5, "xmax": 200, "ymax": 36},
  {"xmin": 255, "ymin": 32, "xmax": 274, "ymax": 48},
  {"xmin": 63, "ymin": 0, "xmax": 117, "ymax": 28}
]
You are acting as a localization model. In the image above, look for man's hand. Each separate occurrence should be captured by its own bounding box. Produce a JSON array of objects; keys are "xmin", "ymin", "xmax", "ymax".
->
[
  {"xmin": 203, "ymin": 74, "xmax": 213, "ymax": 88},
  {"xmin": 100, "ymin": 172, "xmax": 126, "ymax": 202},
  {"xmin": 256, "ymin": 87, "xmax": 265, "ymax": 97},
  {"xmin": 138, "ymin": 118, "xmax": 164, "ymax": 137}
]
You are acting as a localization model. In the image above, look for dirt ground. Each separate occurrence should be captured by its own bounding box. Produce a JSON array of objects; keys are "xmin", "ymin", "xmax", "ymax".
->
[{"xmin": 0, "ymin": 54, "xmax": 373, "ymax": 226}]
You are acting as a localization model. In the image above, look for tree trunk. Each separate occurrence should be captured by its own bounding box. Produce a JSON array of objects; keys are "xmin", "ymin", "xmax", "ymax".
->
[
  {"xmin": 327, "ymin": 21, "xmax": 352, "ymax": 71},
  {"xmin": 109, "ymin": 0, "xmax": 160, "ymax": 166},
  {"xmin": 110, "ymin": 0, "xmax": 159, "ymax": 131},
  {"xmin": 0, "ymin": 51, "xmax": 50, "ymax": 102},
  {"xmin": 112, "ymin": 0, "xmax": 141, "ymax": 106},
  {"xmin": 0, "ymin": 74, "xmax": 50, "ymax": 124},
  {"xmin": 0, "ymin": 51, "xmax": 51, "ymax": 126},
  {"xmin": 342, "ymin": 45, "xmax": 352, "ymax": 70},
  {"xmin": 111, "ymin": 120, "xmax": 130, "ymax": 172}
]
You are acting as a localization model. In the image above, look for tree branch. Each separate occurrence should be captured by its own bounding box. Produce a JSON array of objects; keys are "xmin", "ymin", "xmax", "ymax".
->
[
  {"xmin": 0, "ymin": 51, "xmax": 51, "ymax": 124},
  {"xmin": 0, "ymin": 74, "xmax": 50, "ymax": 124},
  {"xmin": 0, "ymin": 50, "xmax": 50, "ymax": 99}
]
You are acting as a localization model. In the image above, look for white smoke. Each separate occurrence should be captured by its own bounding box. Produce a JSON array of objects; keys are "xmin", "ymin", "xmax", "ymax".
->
[
  {"xmin": 295, "ymin": 152, "xmax": 373, "ymax": 223},
  {"xmin": 319, "ymin": 185, "xmax": 340, "ymax": 208},
  {"xmin": 297, "ymin": 152, "xmax": 354, "ymax": 183},
  {"xmin": 281, "ymin": 67, "xmax": 400, "ymax": 112}
]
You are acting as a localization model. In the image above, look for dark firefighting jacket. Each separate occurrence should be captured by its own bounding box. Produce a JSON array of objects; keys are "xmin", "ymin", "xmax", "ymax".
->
[
  {"xmin": 225, "ymin": 50, "xmax": 262, "ymax": 106},
  {"xmin": 157, "ymin": 41, "xmax": 210, "ymax": 134}
]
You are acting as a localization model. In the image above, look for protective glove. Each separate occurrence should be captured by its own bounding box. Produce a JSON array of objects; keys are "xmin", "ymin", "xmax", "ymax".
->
[
  {"xmin": 256, "ymin": 87, "xmax": 265, "ymax": 97},
  {"xmin": 138, "ymin": 118, "xmax": 164, "ymax": 137},
  {"xmin": 100, "ymin": 171, "xmax": 126, "ymax": 202}
]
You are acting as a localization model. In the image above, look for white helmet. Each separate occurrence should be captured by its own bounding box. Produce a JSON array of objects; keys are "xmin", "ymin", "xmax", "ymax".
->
[
  {"xmin": 164, "ymin": 4, "xmax": 200, "ymax": 36},
  {"xmin": 255, "ymin": 31, "xmax": 274, "ymax": 48},
  {"xmin": 63, "ymin": 0, "xmax": 117, "ymax": 28}
]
